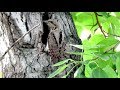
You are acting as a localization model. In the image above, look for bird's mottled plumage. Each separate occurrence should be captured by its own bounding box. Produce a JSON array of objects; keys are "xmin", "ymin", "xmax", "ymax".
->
[
  {"xmin": 44, "ymin": 19, "xmax": 83, "ymax": 78},
  {"xmin": 44, "ymin": 19, "xmax": 66, "ymax": 64}
]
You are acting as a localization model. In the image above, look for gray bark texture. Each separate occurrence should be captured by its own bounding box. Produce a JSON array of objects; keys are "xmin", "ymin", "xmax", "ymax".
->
[{"xmin": 0, "ymin": 12, "xmax": 82, "ymax": 78}]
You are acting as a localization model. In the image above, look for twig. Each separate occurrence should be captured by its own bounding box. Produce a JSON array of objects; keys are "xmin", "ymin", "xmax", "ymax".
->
[
  {"xmin": 95, "ymin": 12, "xmax": 103, "ymax": 16},
  {"xmin": 94, "ymin": 12, "xmax": 107, "ymax": 38},
  {"xmin": 104, "ymin": 41, "xmax": 120, "ymax": 53},
  {"xmin": 94, "ymin": 12, "xmax": 120, "ymax": 38},
  {"xmin": 103, "ymin": 30, "xmax": 120, "ymax": 37},
  {"xmin": 0, "ymin": 23, "xmax": 40, "ymax": 61}
]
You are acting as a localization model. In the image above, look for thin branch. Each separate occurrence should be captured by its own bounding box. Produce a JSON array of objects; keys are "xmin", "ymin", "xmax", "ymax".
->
[
  {"xmin": 95, "ymin": 12, "xmax": 103, "ymax": 16},
  {"xmin": 88, "ymin": 23, "xmax": 97, "ymax": 31},
  {"xmin": 94, "ymin": 12, "xmax": 120, "ymax": 38},
  {"xmin": 94, "ymin": 12, "xmax": 107, "ymax": 38},
  {"xmin": 104, "ymin": 41, "xmax": 120, "ymax": 53},
  {"xmin": 0, "ymin": 23, "xmax": 40, "ymax": 61},
  {"xmin": 103, "ymin": 30, "xmax": 120, "ymax": 37}
]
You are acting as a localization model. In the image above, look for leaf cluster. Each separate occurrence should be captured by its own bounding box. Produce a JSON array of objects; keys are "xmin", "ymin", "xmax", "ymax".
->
[{"xmin": 48, "ymin": 12, "xmax": 120, "ymax": 78}]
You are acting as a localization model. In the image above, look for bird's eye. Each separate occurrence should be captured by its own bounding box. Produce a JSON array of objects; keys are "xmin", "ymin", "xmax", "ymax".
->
[{"xmin": 53, "ymin": 26, "xmax": 57, "ymax": 30}]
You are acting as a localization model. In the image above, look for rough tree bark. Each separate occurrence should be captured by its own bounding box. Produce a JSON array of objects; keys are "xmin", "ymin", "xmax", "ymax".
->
[{"xmin": 0, "ymin": 12, "xmax": 82, "ymax": 78}]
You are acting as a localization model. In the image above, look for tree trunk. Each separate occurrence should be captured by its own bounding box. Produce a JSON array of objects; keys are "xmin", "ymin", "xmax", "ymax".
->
[{"xmin": 0, "ymin": 12, "xmax": 82, "ymax": 78}]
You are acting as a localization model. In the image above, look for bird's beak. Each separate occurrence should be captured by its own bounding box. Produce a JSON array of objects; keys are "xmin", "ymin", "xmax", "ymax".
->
[
  {"xmin": 43, "ymin": 20, "xmax": 48, "ymax": 23},
  {"xmin": 43, "ymin": 19, "xmax": 53, "ymax": 23}
]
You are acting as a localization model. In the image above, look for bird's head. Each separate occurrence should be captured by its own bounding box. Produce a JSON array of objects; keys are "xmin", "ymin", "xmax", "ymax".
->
[{"xmin": 43, "ymin": 19, "xmax": 58, "ymax": 31}]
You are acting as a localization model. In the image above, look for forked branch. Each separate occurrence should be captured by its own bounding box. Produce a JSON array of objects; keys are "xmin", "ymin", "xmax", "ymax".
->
[{"xmin": 94, "ymin": 12, "xmax": 107, "ymax": 38}]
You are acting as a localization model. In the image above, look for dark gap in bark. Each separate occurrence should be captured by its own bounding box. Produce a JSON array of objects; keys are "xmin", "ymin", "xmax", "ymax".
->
[
  {"xmin": 41, "ymin": 12, "xmax": 50, "ymax": 45},
  {"xmin": 25, "ymin": 19, "xmax": 32, "ymax": 38},
  {"xmin": 42, "ymin": 23, "xmax": 50, "ymax": 45},
  {"xmin": 25, "ymin": 19, "xmax": 29, "ymax": 31},
  {"xmin": 42, "ymin": 12, "xmax": 49, "ymax": 20},
  {"xmin": 59, "ymin": 31, "xmax": 62, "ymax": 44}
]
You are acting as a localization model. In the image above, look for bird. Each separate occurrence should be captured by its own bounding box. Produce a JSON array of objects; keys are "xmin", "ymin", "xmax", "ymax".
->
[
  {"xmin": 44, "ymin": 19, "xmax": 64, "ymax": 64},
  {"xmin": 44, "ymin": 19, "xmax": 83, "ymax": 78}
]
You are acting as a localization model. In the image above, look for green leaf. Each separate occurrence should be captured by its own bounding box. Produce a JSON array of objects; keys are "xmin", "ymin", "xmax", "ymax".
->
[
  {"xmin": 53, "ymin": 59, "xmax": 74, "ymax": 67},
  {"xmin": 83, "ymin": 35, "xmax": 104, "ymax": 52},
  {"xmin": 83, "ymin": 50, "xmax": 94, "ymax": 61},
  {"xmin": 115, "ymin": 12, "xmax": 120, "ymax": 19},
  {"xmin": 93, "ymin": 52, "xmax": 110, "ymax": 60},
  {"xmin": 69, "ymin": 44, "xmax": 83, "ymax": 49},
  {"xmin": 97, "ymin": 12, "xmax": 110, "ymax": 18},
  {"xmin": 105, "ymin": 59, "xmax": 114, "ymax": 68},
  {"xmin": 103, "ymin": 65, "xmax": 117, "ymax": 78},
  {"xmin": 97, "ymin": 37, "xmax": 119, "ymax": 52},
  {"xmin": 70, "ymin": 12, "xmax": 78, "ymax": 20},
  {"xmin": 107, "ymin": 16, "xmax": 120, "ymax": 36},
  {"xmin": 116, "ymin": 57, "xmax": 120, "ymax": 78},
  {"xmin": 95, "ymin": 52, "xmax": 118, "ymax": 61},
  {"xmin": 74, "ymin": 21, "xmax": 84, "ymax": 36},
  {"xmin": 88, "ymin": 34, "xmax": 105, "ymax": 46},
  {"xmin": 96, "ymin": 14, "xmax": 107, "ymax": 24},
  {"xmin": 89, "ymin": 62, "xmax": 97, "ymax": 69},
  {"xmin": 95, "ymin": 59, "xmax": 108, "ymax": 68},
  {"xmin": 83, "ymin": 60, "xmax": 90, "ymax": 65},
  {"xmin": 74, "ymin": 12, "xmax": 96, "ymax": 31},
  {"xmin": 91, "ymin": 67, "xmax": 108, "ymax": 78},
  {"xmin": 108, "ymin": 23, "xmax": 115, "ymax": 35},
  {"xmin": 76, "ymin": 12, "xmax": 95, "ymax": 26},
  {"xmin": 107, "ymin": 16, "xmax": 120, "ymax": 27},
  {"xmin": 98, "ymin": 37, "xmax": 118, "ymax": 47},
  {"xmin": 48, "ymin": 64, "xmax": 69, "ymax": 78},
  {"xmin": 101, "ymin": 22, "xmax": 110, "ymax": 33},
  {"xmin": 85, "ymin": 64, "xmax": 92, "ymax": 78},
  {"xmin": 82, "ymin": 35, "xmax": 105, "ymax": 60},
  {"xmin": 74, "ymin": 65, "xmax": 84, "ymax": 78}
]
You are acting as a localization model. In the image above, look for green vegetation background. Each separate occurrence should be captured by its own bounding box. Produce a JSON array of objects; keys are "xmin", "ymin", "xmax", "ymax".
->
[{"xmin": 49, "ymin": 12, "xmax": 120, "ymax": 78}]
